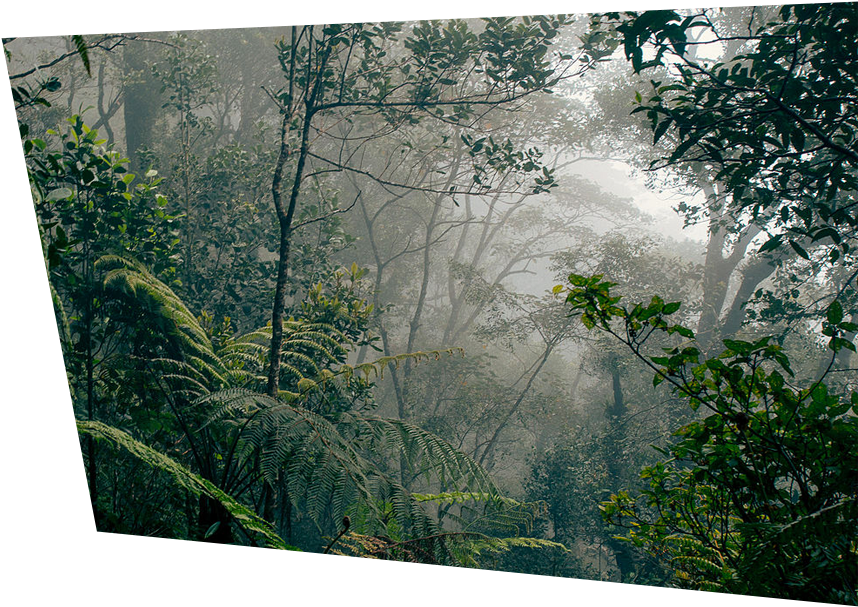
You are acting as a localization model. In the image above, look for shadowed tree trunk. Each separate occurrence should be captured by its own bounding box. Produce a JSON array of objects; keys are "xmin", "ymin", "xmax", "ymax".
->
[
  {"xmin": 122, "ymin": 41, "xmax": 160, "ymax": 170},
  {"xmin": 603, "ymin": 355, "xmax": 635, "ymax": 581}
]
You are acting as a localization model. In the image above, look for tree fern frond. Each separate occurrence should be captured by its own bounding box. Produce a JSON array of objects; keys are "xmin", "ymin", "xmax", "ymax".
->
[
  {"xmin": 77, "ymin": 419, "xmax": 292, "ymax": 550},
  {"xmin": 280, "ymin": 351, "xmax": 319, "ymax": 374},
  {"xmin": 414, "ymin": 492, "xmax": 546, "ymax": 537},
  {"xmin": 362, "ymin": 416, "xmax": 498, "ymax": 494},
  {"xmin": 213, "ymin": 395, "xmax": 439, "ymax": 534},
  {"xmin": 455, "ymin": 535, "xmax": 569, "ymax": 561},
  {"xmin": 218, "ymin": 349, "xmax": 265, "ymax": 368},
  {"xmin": 194, "ymin": 388, "xmax": 272, "ymax": 414},
  {"xmin": 281, "ymin": 339, "xmax": 337, "ymax": 365},
  {"xmin": 98, "ymin": 256, "xmax": 220, "ymax": 370},
  {"xmin": 70, "ymin": 35, "xmax": 91, "ymax": 76},
  {"xmin": 346, "ymin": 348, "xmax": 464, "ymax": 380}
]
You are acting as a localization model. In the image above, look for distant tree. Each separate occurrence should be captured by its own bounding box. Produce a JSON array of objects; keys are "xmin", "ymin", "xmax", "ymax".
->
[
  {"xmin": 587, "ymin": 5, "xmax": 858, "ymax": 326},
  {"xmin": 260, "ymin": 17, "xmax": 592, "ymax": 398}
]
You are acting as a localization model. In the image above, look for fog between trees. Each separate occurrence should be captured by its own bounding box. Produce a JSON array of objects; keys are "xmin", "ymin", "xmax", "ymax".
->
[{"xmin": 6, "ymin": 6, "xmax": 857, "ymax": 603}]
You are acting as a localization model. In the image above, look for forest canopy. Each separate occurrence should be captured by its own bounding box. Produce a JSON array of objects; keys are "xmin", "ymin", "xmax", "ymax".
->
[{"xmin": 4, "ymin": 3, "xmax": 856, "ymax": 605}]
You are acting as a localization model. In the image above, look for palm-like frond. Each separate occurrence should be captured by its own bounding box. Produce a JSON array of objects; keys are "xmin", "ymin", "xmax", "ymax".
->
[
  {"xmin": 96, "ymin": 256, "xmax": 511, "ymax": 560},
  {"xmin": 196, "ymin": 388, "xmax": 502, "ymax": 539},
  {"xmin": 359, "ymin": 418, "xmax": 496, "ymax": 493},
  {"xmin": 446, "ymin": 535, "xmax": 569, "ymax": 568},
  {"xmin": 342, "ymin": 348, "xmax": 464, "ymax": 381},
  {"xmin": 70, "ymin": 35, "xmax": 91, "ymax": 76},
  {"xmin": 412, "ymin": 491, "xmax": 547, "ymax": 537},
  {"xmin": 77, "ymin": 419, "xmax": 292, "ymax": 550},
  {"xmin": 98, "ymin": 256, "xmax": 229, "ymax": 390}
]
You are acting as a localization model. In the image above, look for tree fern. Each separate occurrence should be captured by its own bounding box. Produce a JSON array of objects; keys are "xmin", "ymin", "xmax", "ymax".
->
[
  {"xmin": 95, "ymin": 255, "xmax": 517, "ymax": 562},
  {"xmin": 77, "ymin": 419, "xmax": 292, "ymax": 550},
  {"xmin": 197, "ymin": 388, "xmax": 500, "ymax": 538},
  {"xmin": 98, "ymin": 255, "xmax": 226, "ymax": 386},
  {"xmin": 333, "ymin": 531, "xmax": 568, "ymax": 568},
  {"xmin": 413, "ymin": 491, "xmax": 547, "ymax": 537},
  {"xmin": 406, "ymin": 491, "xmax": 567, "ymax": 567},
  {"xmin": 447, "ymin": 535, "xmax": 570, "ymax": 568}
]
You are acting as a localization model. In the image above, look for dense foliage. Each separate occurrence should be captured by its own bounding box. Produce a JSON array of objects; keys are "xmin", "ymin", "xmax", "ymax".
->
[
  {"xmin": 564, "ymin": 273, "xmax": 857, "ymax": 603},
  {"xmin": 6, "ymin": 4, "xmax": 857, "ymax": 604}
]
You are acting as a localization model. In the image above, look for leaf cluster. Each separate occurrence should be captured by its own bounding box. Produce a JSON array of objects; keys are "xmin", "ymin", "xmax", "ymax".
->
[
  {"xmin": 564, "ymin": 273, "xmax": 858, "ymax": 602},
  {"xmin": 597, "ymin": 5, "xmax": 858, "ymax": 265}
]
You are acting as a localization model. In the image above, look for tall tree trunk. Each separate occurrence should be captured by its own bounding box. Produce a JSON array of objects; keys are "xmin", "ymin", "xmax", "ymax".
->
[
  {"xmin": 603, "ymin": 355, "xmax": 635, "ymax": 582},
  {"xmin": 696, "ymin": 175, "xmax": 765, "ymax": 351},
  {"xmin": 122, "ymin": 42, "xmax": 160, "ymax": 169},
  {"xmin": 266, "ymin": 26, "xmax": 330, "ymax": 397}
]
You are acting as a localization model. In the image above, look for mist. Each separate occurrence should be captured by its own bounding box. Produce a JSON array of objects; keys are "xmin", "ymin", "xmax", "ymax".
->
[{"xmin": 5, "ymin": 6, "xmax": 856, "ymax": 603}]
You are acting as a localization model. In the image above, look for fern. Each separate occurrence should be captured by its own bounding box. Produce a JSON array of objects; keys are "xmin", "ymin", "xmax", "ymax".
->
[
  {"xmin": 77, "ymin": 419, "xmax": 293, "ymax": 550},
  {"xmin": 413, "ymin": 491, "xmax": 548, "ymax": 538},
  {"xmin": 663, "ymin": 534, "xmax": 736, "ymax": 592},
  {"xmin": 193, "ymin": 386, "xmax": 513, "ymax": 552},
  {"xmin": 449, "ymin": 535, "xmax": 569, "ymax": 568},
  {"xmin": 99, "ymin": 256, "xmax": 225, "ymax": 386},
  {"xmin": 333, "ymin": 531, "xmax": 568, "ymax": 568},
  {"xmin": 95, "ymin": 256, "xmax": 518, "ymax": 563},
  {"xmin": 70, "ymin": 35, "xmax": 91, "ymax": 76},
  {"xmin": 344, "ymin": 348, "xmax": 464, "ymax": 381}
]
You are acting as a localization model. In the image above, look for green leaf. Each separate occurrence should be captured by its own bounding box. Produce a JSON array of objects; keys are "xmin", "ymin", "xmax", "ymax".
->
[
  {"xmin": 662, "ymin": 301, "xmax": 681, "ymax": 315},
  {"xmin": 653, "ymin": 118, "xmax": 672, "ymax": 144},
  {"xmin": 46, "ymin": 187, "xmax": 74, "ymax": 201},
  {"xmin": 827, "ymin": 300, "xmax": 844, "ymax": 325},
  {"xmin": 204, "ymin": 521, "xmax": 221, "ymax": 539},
  {"xmin": 789, "ymin": 239, "xmax": 810, "ymax": 260},
  {"xmin": 758, "ymin": 234, "xmax": 783, "ymax": 253},
  {"xmin": 723, "ymin": 339, "xmax": 752, "ymax": 355}
]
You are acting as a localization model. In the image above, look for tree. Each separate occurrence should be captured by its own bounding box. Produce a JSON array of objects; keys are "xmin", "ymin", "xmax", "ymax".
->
[
  {"xmin": 259, "ymin": 17, "xmax": 590, "ymax": 398},
  {"xmin": 526, "ymin": 233, "xmax": 702, "ymax": 583},
  {"xmin": 24, "ymin": 116, "xmax": 177, "ymax": 517},
  {"xmin": 12, "ymin": 24, "xmax": 577, "ymax": 565},
  {"xmin": 95, "ymin": 254, "xmax": 549, "ymax": 557},
  {"xmin": 589, "ymin": 4, "xmax": 858, "ymax": 288},
  {"xmin": 563, "ymin": 273, "xmax": 858, "ymax": 603}
]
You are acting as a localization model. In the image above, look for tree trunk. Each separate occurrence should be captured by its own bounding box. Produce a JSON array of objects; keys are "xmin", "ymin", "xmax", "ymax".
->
[
  {"xmin": 603, "ymin": 355, "xmax": 636, "ymax": 582},
  {"xmin": 122, "ymin": 42, "xmax": 160, "ymax": 169},
  {"xmin": 266, "ymin": 27, "xmax": 330, "ymax": 397},
  {"xmin": 695, "ymin": 175, "xmax": 765, "ymax": 351}
]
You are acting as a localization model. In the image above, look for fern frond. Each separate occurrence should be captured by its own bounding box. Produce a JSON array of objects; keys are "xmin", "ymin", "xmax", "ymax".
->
[
  {"xmin": 416, "ymin": 491, "xmax": 545, "ymax": 537},
  {"xmin": 280, "ymin": 351, "xmax": 321, "ymax": 374},
  {"xmin": 334, "ymin": 531, "xmax": 566, "ymax": 567},
  {"xmin": 77, "ymin": 419, "xmax": 291, "ymax": 550},
  {"xmin": 346, "ymin": 348, "xmax": 464, "ymax": 380},
  {"xmin": 203, "ymin": 391, "xmax": 470, "ymax": 537},
  {"xmin": 98, "ymin": 256, "xmax": 222, "ymax": 376},
  {"xmin": 194, "ymin": 387, "xmax": 272, "ymax": 414},
  {"xmin": 457, "ymin": 535, "xmax": 569, "ymax": 558},
  {"xmin": 361, "ymin": 416, "xmax": 498, "ymax": 494},
  {"xmin": 70, "ymin": 35, "xmax": 91, "ymax": 76}
]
